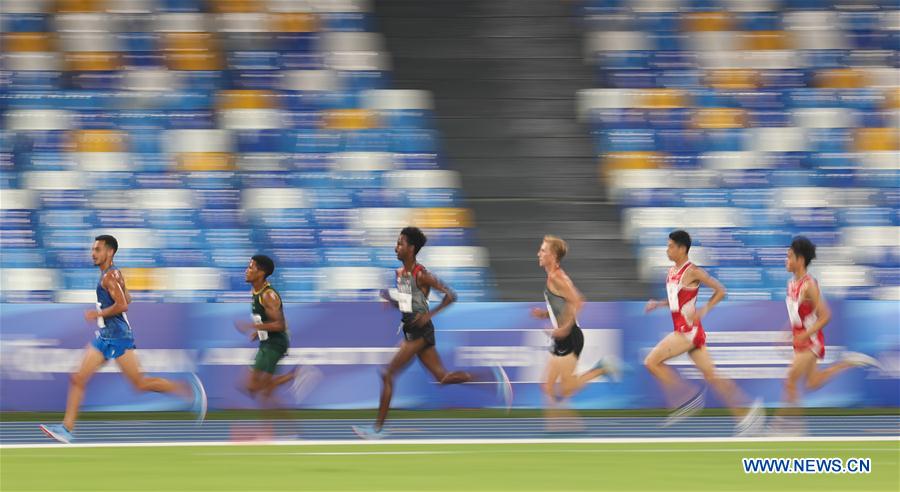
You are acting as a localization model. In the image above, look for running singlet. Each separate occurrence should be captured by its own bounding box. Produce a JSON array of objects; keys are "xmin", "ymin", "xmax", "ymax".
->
[
  {"xmin": 95, "ymin": 266, "xmax": 132, "ymax": 340},
  {"xmin": 544, "ymin": 287, "xmax": 584, "ymax": 357},
  {"xmin": 786, "ymin": 274, "xmax": 824, "ymax": 359},
  {"xmin": 251, "ymin": 284, "xmax": 289, "ymax": 349},
  {"xmin": 396, "ymin": 264, "xmax": 436, "ymax": 346},
  {"xmin": 396, "ymin": 264, "xmax": 429, "ymax": 316},
  {"xmin": 665, "ymin": 262, "xmax": 706, "ymax": 348}
]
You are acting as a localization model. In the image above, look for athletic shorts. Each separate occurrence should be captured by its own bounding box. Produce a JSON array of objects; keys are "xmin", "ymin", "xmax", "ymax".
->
[
  {"xmin": 253, "ymin": 343, "xmax": 288, "ymax": 374},
  {"xmin": 793, "ymin": 327, "xmax": 825, "ymax": 359},
  {"xmin": 400, "ymin": 313, "xmax": 436, "ymax": 348},
  {"xmin": 91, "ymin": 336, "xmax": 136, "ymax": 360},
  {"xmin": 673, "ymin": 315, "xmax": 706, "ymax": 349},
  {"xmin": 551, "ymin": 325, "xmax": 584, "ymax": 358}
]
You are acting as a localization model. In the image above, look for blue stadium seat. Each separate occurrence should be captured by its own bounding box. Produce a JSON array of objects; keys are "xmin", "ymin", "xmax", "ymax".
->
[
  {"xmin": 318, "ymin": 229, "xmax": 366, "ymax": 248},
  {"xmin": 735, "ymin": 229, "xmax": 793, "ymax": 248},
  {"xmin": 1, "ymin": 248, "xmax": 46, "ymax": 268},
  {"xmin": 256, "ymin": 228, "xmax": 318, "ymax": 249},
  {"xmin": 322, "ymin": 248, "xmax": 375, "ymax": 267}
]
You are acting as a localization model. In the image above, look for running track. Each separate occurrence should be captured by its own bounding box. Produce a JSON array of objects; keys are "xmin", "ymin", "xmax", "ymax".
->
[{"xmin": 3, "ymin": 416, "xmax": 899, "ymax": 446}]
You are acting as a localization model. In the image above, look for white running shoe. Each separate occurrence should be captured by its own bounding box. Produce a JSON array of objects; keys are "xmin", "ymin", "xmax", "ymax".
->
[
  {"xmin": 841, "ymin": 352, "xmax": 882, "ymax": 370},
  {"xmin": 493, "ymin": 365, "xmax": 514, "ymax": 411},
  {"xmin": 592, "ymin": 356, "xmax": 622, "ymax": 383},
  {"xmin": 289, "ymin": 365, "xmax": 324, "ymax": 404},
  {"xmin": 736, "ymin": 398, "xmax": 766, "ymax": 437},
  {"xmin": 352, "ymin": 425, "xmax": 386, "ymax": 440},
  {"xmin": 663, "ymin": 387, "xmax": 706, "ymax": 427},
  {"xmin": 189, "ymin": 373, "xmax": 208, "ymax": 423}
]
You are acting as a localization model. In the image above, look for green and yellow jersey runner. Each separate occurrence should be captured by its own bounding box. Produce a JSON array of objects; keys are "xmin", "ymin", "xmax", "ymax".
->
[{"xmin": 251, "ymin": 283, "xmax": 288, "ymax": 374}]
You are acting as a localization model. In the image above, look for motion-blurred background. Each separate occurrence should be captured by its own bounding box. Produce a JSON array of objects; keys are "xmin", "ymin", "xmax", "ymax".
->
[{"xmin": 1, "ymin": 0, "xmax": 897, "ymax": 305}]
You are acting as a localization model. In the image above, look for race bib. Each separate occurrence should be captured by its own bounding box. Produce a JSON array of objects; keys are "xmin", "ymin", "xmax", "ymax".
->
[
  {"xmin": 252, "ymin": 314, "xmax": 267, "ymax": 340},
  {"xmin": 666, "ymin": 282, "xmax": 680, "ymax": 312},
  {"xmin": 397, "ymin": 291, "xmax": 413, "ymax": 313},
  {"xmin": 786, "ymin": 298, "xmax": 801, "ymax": 326},
  {"xmin": 95, "ymin": 302, "xmax": 105, "ymax": 328}
]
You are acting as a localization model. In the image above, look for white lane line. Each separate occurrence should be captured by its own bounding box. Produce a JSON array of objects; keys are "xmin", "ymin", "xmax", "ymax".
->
[
  {"xmin": 2, "ymin": 435, "xmax": 898, "ymax": 449},
  {"xmin": 195, "ymin": 446, "xmax": 900, "ymax": 457}
]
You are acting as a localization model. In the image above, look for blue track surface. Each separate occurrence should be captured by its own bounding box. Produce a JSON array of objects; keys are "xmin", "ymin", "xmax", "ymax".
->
[{"xmin": 3, "ymin": 416, "xmax": 899, "ymax": 445}]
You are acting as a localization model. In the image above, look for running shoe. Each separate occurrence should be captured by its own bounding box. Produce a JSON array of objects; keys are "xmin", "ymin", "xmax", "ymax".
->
[
  {"xmin": 39, "ymin": 424, "xmax": 73, "ymax": 444},
  {"xmin": 189, "ymin": 373, "xmax": 208, "ymax": 423},
  {"xmin": 352, "ymin": 425, "xmax": 386, "ymax": 440},
  {"xmin": 663, "ymin": 387, "xmax": 706, "ymax": 427},
  {"xmin": 492, "ymin": 365, "xmax": 514, "ymax": 411}
]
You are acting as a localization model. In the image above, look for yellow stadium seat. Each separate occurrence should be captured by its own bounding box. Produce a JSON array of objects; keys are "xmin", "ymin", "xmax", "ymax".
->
[
  {"xmin": 73, "ymin": 130, "xmax": 127, "ymax": 153},
  {"xmin": 740, "ymin": 31, "xmax": 788, "ymax": 50},
  {"xmin": 65, "ymin": 52, "xmax": 121, "ymax": 71},
  {"xmin": 603, "ymin": 152, "xmax": 662, "ymax": 172},
  {"xmin": 3, "ymin": 33, "xmax": 55, "ymax": 52},
  {"xmin": 166, "ymin": 52, "xmax": 222, "ymax": 71},
  {"xmin": 120, "ymin": 268, "xmax": 162, "ymax": 291},
  {"xmin": 692, "ymin": 108, "xmax": 747, "ymax": 129},
  {"xmin": 855, "ymin": 128, "xmax": 899, "ymax": 152},
  {"xmin": 682, "ymin": 12, "xmax": 733, "ymax": 31},
  {"xmin": 815, "ymin": 69, "xmax": 866, "ymax": 89},
  {"xmin": 707, "ymin": 69, "xmax": 759, "ymax": 89},
  {"xmin": 176, "ymin": 153, "xmax": 236, "ymax": 172},
  {"xmin": 217, "ymin": 90, "xmax": 278, "ymax": 110},
  {"xmin": 322, "ymin": 110, "xmax": 379, "ymax": 130},
  {"xmin": 635, "ymin": 89, "xmax": 688, "ymax": 109},
  {"xmin": 164, "ymin": 33, "xmax": 218, "ymax": 52},
  {"xmin": 55, "ymin": 0, "xmax": 107, "ymax": 12},
  {"xmin": 886, "ymin": 88, "xmax": 900, "ymax": 109},
  {"xmin": 413, "ymin": 208, "xmax": 473, "ymax": 229},
  {"xmin": 163, "ymin": 34, "xmax": 221, "ymax": 70},
  {"xmin": 271, "ymin": 13, "xmax": 318, "ymax": 32},
  {"xmin": 209, "ymin": 0, "xmax": 263, "ymax": 13}
]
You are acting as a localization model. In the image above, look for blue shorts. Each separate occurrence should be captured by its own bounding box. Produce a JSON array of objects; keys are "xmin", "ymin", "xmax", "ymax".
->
[{"xmin": 91, "ymin": 336, "xmax": 136, "ymax": 360}]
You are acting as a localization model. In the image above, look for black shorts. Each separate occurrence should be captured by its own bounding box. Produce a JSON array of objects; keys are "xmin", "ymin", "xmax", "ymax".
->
[
  {"xmin": 551, "ymin": 325, "xmax": 584, "ymax": 358},
  {"xmin": 401, "ymin": 313, "xmax": 436, "ymax": 348}
]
